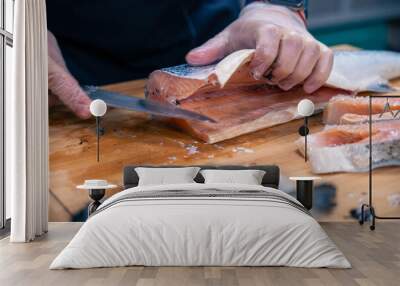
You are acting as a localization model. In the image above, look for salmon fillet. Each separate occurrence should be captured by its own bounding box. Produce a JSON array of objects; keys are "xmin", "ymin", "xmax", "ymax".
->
[
  {"xmin": 296, "ymin": 121, "xmax": 400, "ymax": 173},
  {"xmin": 146, "ymin": 50, "xmax": 347, "ymax": 143},
  {"xmin": 146, "ymin": 49, "xmax": 400, "ymax": 143},
  {"xmin": 324, "ymin": 95, "xmax": 400, "ymax": 125},
  {"xmin": 340, "ymin": 111, "xmax": 400, "ymax": 124}
]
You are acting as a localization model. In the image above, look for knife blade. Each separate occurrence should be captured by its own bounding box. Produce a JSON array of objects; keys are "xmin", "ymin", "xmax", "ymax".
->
[{"xmin": 84, "ymin": 86, "xmax": 216, "ymax": 123}]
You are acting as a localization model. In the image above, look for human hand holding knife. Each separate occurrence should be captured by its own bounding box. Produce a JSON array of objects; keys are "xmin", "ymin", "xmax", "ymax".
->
[{"xmin": 84, "ymin": 86, "xmax": 216, "ymax": 123}]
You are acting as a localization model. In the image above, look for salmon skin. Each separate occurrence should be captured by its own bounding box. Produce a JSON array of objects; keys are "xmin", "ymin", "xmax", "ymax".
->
[
  {"xmin": 326, "ymin": 50, "xmax": 400, "ymax": 93},
  {"xmin": 295, "ymin": 121, "xmax": 400, "ymax": 174},
  {"xmin": 146, "ymin": 49, "xmax": 400, "ymax": 143}
]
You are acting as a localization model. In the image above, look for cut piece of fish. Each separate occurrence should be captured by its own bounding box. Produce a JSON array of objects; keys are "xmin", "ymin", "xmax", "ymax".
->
[
  {"xmin": 295, "ymin": 121, "xmax": 400, "ymax": 174},
  {"xmin": 146, "ymin": 49, "xmax": 400, "ymax": 143},
  {"xmin": 147, "ymin": 51, "xmax": 347, "ymax": 143},
  {"xmin": 326, "ymin": 50, "xmax": 400, "ymax": 92},
  {"xmin": 146, "ymin": 49, "xmax": 261, "ymax": 104},
  {"xmin": 324, "ymin": 95, "xmax": 400, "ymax": 125},
  {"xmin": 147, "ymin": 79, "xmax": 343, "ymax": 143},
  {"xmin": 340, "ymin": 112, "xmax": 400, "ymax": 125},
  {"xmin": 177, "ymin": 86, "xmax": 342, "ymax": 143}
]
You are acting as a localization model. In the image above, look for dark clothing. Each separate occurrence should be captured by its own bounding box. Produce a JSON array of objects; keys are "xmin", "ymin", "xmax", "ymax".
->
[{"xmin": 47, "ymin": 1, "xmax": 241, "ymax": 85}]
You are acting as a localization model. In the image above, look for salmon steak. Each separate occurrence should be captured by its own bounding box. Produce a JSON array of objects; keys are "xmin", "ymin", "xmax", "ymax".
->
[
  {"xmin": 340, "ymin": 111, "xmax": 400, "ymax": 125},
  {"xmin": 324, "ymin": 95, "xmax": 400, "ymax": 125},
  {"xmin": 146, "ymin": 49, "xmax": 400, "ymax": 143},
  {"xmin": 295, "ymin": 121, "xmax": 400, "ymax": 173}
]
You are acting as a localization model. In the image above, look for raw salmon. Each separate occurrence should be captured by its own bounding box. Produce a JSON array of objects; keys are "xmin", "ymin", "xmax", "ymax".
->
[
  {"xmin": 340, "ymin": 112, "xmax": 400, "ymax": 125},
  {"xmin": 147, "ymin": 50, "xmax": 346, "ymax": 143},
  {"xmin": 324, "ymin": 95, "xmax": 400, "ymax": 124},
  {"xmin": 295, "ymin": 121, "xmax": 400, "ymax": 173},
  {"xmin": 146, "ymin": 49, "xmax": 400, "ymax": 143},
  {"xmin": 326, "ymin": 50, "xmax": 400, "ymax": 92}
]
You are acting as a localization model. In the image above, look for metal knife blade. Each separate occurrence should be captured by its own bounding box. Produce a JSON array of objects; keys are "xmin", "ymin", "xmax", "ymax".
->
[{"xmin": 84, "ymin": 86, "xmax": 216, "ymax": 123}]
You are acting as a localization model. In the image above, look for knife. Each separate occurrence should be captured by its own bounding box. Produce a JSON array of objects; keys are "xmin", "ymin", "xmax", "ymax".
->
[{"xmin": 84, "ymin": 86, "xmax": 216, "ymax": 123}]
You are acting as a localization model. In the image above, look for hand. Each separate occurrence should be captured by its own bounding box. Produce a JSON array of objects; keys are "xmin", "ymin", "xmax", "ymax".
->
[
  {"xmin": 186, "ymin": 3, "xmax": 333, "ymax": 94},
  {"xmin": 48, "ymin": 31, "xmax": 91, "ymax": 118}
]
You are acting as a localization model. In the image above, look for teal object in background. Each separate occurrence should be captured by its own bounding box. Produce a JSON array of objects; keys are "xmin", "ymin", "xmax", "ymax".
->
[{"xmin": 310, "ymin": 22, "xmax": 389, "ymax": 50}]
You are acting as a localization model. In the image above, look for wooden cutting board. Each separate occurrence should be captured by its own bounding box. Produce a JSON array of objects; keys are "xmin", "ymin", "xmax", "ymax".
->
[{"xmin": 49, "ymin": 78, "xmax": 400, "ymax": 222}]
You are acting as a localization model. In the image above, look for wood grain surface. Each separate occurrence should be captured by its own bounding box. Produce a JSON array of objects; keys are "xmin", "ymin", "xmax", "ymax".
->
[
  {"xmin": 1, "ymin": 222, "xmax": 400, "ymax": 286},
  {"xmin": 49, "ymin": 78, "xmax": 400, "ymax": 222}
]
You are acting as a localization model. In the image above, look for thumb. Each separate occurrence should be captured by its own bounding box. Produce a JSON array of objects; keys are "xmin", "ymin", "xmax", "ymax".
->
[
  {"xmin": 186, "ymin": 32, "xmax": 230, "ymax": 66},
  {"xmin": 48, "ymin": 57, "xmax": 91, "ymax": 119}
]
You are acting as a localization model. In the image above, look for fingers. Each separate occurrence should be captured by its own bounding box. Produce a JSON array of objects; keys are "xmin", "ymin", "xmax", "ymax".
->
[
  {"xmin": 251, "ymin": 25, "xmax": 332, "ymax": 93},
  {"xmin": 48, "ymin": 30, "xmax": 91, "ymax": 118},
  {"xmin": 186, "ymin": 32, "xmax": 230, "ymax": 66},
  {"xmin": 278, "ymin": 41, "xmax": 320, "ymax": 91},
  {"xmin": 268, "ymin": 32, "xmax": 304, "ymax": 83},
  {"xmin": 48, "ymin": 57, "xmax": 91, "ymax": 119},
  {"xmin": 250, "ymin": 25, "xmax": 281, "ymax": 80},
  {"xmin": 303, "ymin": 47, "xmax": 334, "ymax": 93},
  {"xmin": 48, "ymin": 30, "xmax": 67, "ymax": 68}
]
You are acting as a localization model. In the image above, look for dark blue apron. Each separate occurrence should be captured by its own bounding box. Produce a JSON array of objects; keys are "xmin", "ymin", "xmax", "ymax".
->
[{"xmin": 47, "ymin": 0, "xmax": 241, "ymax": 85}]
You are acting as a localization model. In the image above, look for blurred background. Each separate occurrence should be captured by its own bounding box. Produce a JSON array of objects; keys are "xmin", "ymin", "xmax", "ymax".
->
[{"xmin": 307, "ymin": 0, "xmax": 400, "ymax": 50}]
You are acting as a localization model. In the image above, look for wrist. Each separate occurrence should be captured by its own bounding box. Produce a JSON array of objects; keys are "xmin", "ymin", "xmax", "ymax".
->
[
  {"xmin": 241, "ymin": 2, "xmax": 306, "ymax": 28},
  {"xmin": 296, "ymin": 10, "xmax": 307, "ymax": 26}
]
